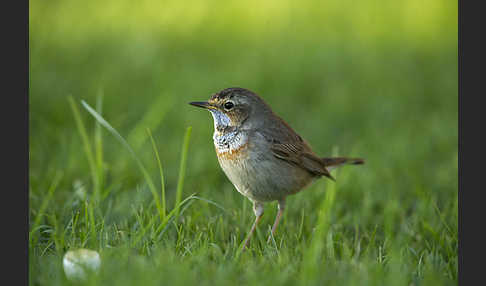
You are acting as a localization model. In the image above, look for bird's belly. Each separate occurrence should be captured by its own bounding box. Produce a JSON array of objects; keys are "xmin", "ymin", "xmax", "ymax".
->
[{"xmin": 216, "ymin": 144, "xmax": 313, "ymax": 202}]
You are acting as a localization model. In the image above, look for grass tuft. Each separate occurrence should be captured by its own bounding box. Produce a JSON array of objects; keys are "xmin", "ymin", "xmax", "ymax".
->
[{"xmin": 80, "ymin": 99, "xmax": 165, "ymax": 222}]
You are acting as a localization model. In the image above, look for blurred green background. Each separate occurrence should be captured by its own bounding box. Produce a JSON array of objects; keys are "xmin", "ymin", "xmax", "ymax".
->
[{"xmin": 29, "ymin": 0, "xmax": 457, "ymax": 285}]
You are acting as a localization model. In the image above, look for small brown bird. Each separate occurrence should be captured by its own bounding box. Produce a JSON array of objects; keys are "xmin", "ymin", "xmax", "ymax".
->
[{"xmin": 190, "ymin": 87, "xmax": 364, "ymax": 249}]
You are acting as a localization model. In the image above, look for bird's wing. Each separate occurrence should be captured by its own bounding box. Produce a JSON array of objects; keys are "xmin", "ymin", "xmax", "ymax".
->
[{"xmin": 256, "ymin": 115, "xmax": 334, "ymax": 180}]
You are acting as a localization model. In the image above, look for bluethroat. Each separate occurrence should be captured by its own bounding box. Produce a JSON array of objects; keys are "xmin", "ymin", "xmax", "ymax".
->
[{"xmin": 190, "ymin": 87, "xmax": 364, "ymax": 249}]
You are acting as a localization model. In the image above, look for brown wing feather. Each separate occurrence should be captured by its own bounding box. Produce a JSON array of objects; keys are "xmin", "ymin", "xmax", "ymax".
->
[
  {"xmin": 270, "ymin": 142, "xmax": 334, "ymax": 180},
  {"xmin": 258, "ymin": 114, "xmax": 334, "ymax": 180},
  {"xmin": 321, "ymin": 157, "xmax": 365, "ymax": 167}
]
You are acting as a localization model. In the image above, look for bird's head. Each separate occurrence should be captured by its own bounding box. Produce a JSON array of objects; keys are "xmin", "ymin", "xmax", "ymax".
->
[{"xmin": 189, "ymin": 87, "xmax": 271, "ymax": 132}]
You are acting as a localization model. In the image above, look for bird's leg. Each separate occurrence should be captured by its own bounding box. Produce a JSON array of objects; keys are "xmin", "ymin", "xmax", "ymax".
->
[
  {"xmin": 267, "ymin": 198, "xmax": 286, "ymax": 243},
  {"xmin": 242, "ymin": 201, "xmax": 264, "ymax": 250}
]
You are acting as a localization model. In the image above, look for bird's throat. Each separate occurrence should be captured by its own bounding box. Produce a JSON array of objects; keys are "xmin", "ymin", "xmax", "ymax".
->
[
  {"xmin": 209, "ymin": 110, "xmax": 247, "ymax": 154},
  {"xmin": 209, "ymin": 110, "xmax": 231, "ymax": 132}
]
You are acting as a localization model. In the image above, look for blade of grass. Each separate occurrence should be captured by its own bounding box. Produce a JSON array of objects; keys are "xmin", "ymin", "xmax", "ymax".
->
[
  {"xmin": 29, "ymin": 171, "xmax": 63, "ymax": 247},
  {"xmin": 68, "ymin": 96, "xmax": 100, "ymax": 199},
  {"xmin": 80, "ymin": 99, "xmax": 164, "ymax": 222},
  {"xmin": 84, "ymin": 200, "xmax": 90, "ymax": 246},
  {"xmin": 158, "ymin": 193, "xmax": 197, "ymax": 233},
  {"xmin": 131, "ymin": 193, "xmax": 198, "ymax": 247},
  {"xmin": 147, "ymin": 128, "xmax": 166, "ymax": 221},
  {"xmin": 94, "ymin": 90, "xmax": 104, "ymax": 201},
  {"xmin": 88, "ymin": 200, "xmax": 97, "ymax": 248},
  {"xmin": 174, "ymin": 126, "xmax": 192, "ymax": 220},
  {"xmin": 190, "ymin": 196, "xmax": 228, "ymax": 214},
  {"xmin": 48, "ymin": 213, "xmax": 63, "ymax": 254}
]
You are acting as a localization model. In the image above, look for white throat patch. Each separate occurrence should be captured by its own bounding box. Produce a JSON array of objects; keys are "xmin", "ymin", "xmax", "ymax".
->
[
  {"xmin": 209, "ymin": 110, "xmax": 247, "ymax": 154},
  {"xmin": 209, "ymin": 109, "xmax": 231, "ymax": 130},
  {"xmin": 209, "ymin": 110, "xmax": 231, "ymax": 130}
]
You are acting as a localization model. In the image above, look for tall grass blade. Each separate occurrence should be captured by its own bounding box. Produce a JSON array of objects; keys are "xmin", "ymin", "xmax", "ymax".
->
[
  {"xmin": 94, "ymin": 90, "xmax": 104, "ymax": 201},
  {"xmin": 68, "ymin": 96, "xmax": 100, "ymax": 199},
  {"xmin": 174, "ymin": 126, "xmax": 192, "ymax": 220},
  {"xmin": 147, "ymin": 128, "xmax": 166, "ymax": 221},
  {"xmin": 80, "ymin": 100, "xmax": 164, "ymax": 221}
]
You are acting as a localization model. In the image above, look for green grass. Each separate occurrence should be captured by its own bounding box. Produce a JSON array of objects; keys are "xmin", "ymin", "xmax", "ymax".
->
[{"xmin": 29, "ymin": 0, "xmax": 457, "ymax": 285}]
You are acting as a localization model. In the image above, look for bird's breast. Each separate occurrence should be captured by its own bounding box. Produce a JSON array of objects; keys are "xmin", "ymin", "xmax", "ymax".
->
[{"xmin": 213, "ymin": 130, "xmax": 249, "ymax": 158}]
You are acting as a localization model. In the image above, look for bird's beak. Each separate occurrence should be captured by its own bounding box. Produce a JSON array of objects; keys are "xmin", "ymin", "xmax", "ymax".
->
[{"xmin": 189, "ymin": 101, "xmax": 216, "ymax": 110}]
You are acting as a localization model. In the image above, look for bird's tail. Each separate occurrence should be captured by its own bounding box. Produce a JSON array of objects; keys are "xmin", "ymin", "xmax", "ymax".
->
[{"xmin": 321, "ymin": 157, "xmax": 364, "ymax": 172}]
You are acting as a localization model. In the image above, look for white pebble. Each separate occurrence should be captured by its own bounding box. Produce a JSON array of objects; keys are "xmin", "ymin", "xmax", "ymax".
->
[{"xmin": 63, "ymin": 249, "xmax": 101, "ymax": 281}]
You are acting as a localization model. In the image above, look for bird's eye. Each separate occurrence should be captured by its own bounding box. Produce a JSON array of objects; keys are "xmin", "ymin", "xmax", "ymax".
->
[{"xmin": 224, "ymin": 102, "xmax": 234, "ymax": 110}]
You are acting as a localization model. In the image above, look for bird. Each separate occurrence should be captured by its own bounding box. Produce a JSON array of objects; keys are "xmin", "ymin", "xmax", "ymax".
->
[{"xmin": 189, "ymin": 87, "xmax": 364, "ymax": 249}]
